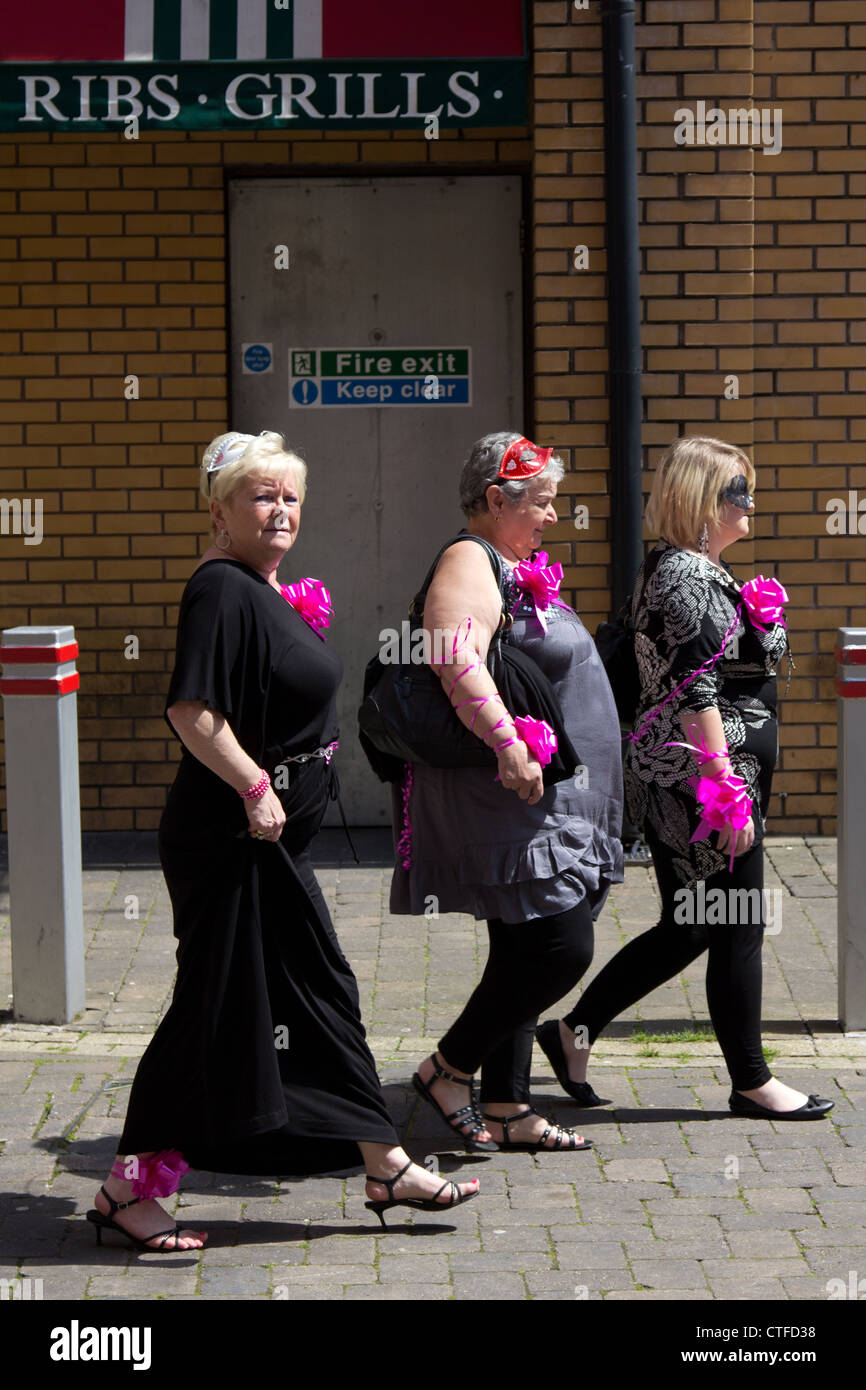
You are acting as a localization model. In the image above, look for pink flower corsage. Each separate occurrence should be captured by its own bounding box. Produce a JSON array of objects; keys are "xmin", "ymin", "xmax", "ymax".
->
[
  {"xmin": 689, "ymin": 773, "xmax": 753, "ymax": 873},
  {"xmin": 740, "ymin": 575, "xmax": 788, "ymax": 632},
  {"xmin": 129, "ymin": 1149, "xmax": 189, "ymax": 1200},
  {"xmin": 280, "ymin": 578, "xmax": 332, "ymax": 637},
  {"xmin": 513, "ymin": 715, "xmax": 558, "ymax": 767},
  {"xmin": 512, "ymin": 551, "xmax": 568, "ymax": 631}
]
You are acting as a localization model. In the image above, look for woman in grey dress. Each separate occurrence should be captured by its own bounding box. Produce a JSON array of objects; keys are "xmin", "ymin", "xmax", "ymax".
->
[{"xmin": 390, "ymin": 432, "xmax": 624, "ymax": 1152}]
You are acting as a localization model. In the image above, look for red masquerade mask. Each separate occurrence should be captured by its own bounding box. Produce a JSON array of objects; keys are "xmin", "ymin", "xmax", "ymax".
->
[{"xmin": 497, "ymin": 436, "xmax": 553, "ymax": 480}]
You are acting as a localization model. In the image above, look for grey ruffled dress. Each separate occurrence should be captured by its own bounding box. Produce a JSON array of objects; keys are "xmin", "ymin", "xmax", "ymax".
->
[{"xmin": 389, "ymin": 583, "xmax": 625, "ymax": 925}]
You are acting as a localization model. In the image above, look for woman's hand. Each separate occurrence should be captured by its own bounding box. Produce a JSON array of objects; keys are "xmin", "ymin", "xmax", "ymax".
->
[
  {"xmin": 496, "ymin": 740, "xmax": 544, "ymax": 805},
  {"xmin": 716, "ymin": 814, "xmax": 754, "ymax": 861},
  {"xmin": 244, "ymin": 785, "xmax": 286, "ymax": 842}
]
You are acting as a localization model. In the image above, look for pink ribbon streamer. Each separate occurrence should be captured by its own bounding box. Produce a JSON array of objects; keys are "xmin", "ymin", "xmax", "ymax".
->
[
  {"xmin": 397, "ymin": 762, "xmax": 414, "ymax": 870},
  {"xmin": 280, "ymin": 578, "xmax": 332, "ymax": 637},
  {"xmin": 740, "ymin": 574, "xmax": 788, "ymax": 632},
  {"xmin": 513, "ymin": 551, "xmax": 569, "ymax": 631},
  {"xmin": 129, "ymin": 1149, "xmax": 189, "ymax": 1200},
  {"xmin": 664, "ymin": 732, "xmax": 730, "ymax": 768},
  {"xmin": 513, "ymin": 716, "xmax": 558, "ymax": 767}
]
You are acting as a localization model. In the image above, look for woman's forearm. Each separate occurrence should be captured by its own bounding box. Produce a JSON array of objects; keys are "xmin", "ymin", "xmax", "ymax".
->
[
  {"xmin": 678, "ymin": 707, "xmax": 730, "ymax": 779},
  {"xmin": 428, "ymin": 643, "xmax": 517, "ymax": 749},
  {"xmin": 167, "ymin": 702, "xmax": 262, "ymax": 792}
]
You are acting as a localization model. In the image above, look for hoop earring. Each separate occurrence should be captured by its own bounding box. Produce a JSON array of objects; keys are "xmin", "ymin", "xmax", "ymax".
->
[
  {"xmin": 215, "ymin": 529, "xmax": 231, "ymax": 551},
  {"xmin": 699, "ymin": 522, "xmax": 709, "ymax": 556}
]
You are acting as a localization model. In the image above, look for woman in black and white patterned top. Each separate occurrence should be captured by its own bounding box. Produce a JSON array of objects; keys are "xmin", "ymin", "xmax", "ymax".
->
[{"xmin": 536, "ymin": 436, "xmax": 834, "ymax": 1121}]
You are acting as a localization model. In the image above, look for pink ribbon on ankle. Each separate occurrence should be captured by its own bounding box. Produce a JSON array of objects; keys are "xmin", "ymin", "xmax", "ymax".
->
[
  {"xmin": 280, "ymin": 578, "xmax": 332, "ymax": 637},
  {"xmin": 740, "ymin": 575, "xmax": 788, "ymax": 632},
  {"xmin": 512, "ymin": 551, "xmax": 568, "ymax": 631},
  {"xmin": 129, "ymin": 1149, "xmax": 190, "ymax": 1200}
]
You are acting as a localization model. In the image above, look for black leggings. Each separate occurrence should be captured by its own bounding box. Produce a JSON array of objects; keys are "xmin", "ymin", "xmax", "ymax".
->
[
  {"xmin": 562, "ymin": 823, "xmax": 772, "ymax": 1091},
  {"xmin": 438, "ymin": 895, "xmax": 598, "ymax": 1104}
]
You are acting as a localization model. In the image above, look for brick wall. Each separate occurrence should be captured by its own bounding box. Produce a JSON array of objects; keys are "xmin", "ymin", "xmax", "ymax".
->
[
  {"xmin": 534, "ymin": 0, "xmax": 865, "ymax": 834},
  {"xmin": 1, "ymin": 0, "xmax": 863, "ymax": 834},
  {"xmin": 0, "ymin": 126, "xmax": 529, "ymax": 831}
]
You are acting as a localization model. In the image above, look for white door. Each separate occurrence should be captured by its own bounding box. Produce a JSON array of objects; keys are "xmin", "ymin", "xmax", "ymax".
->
[{"xmin": 229, "ymin": 174, "xmax": 525, "ymax": 823}]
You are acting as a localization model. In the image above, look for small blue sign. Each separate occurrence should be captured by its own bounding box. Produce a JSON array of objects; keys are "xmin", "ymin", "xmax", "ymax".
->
[
  {"xmin": 292, "ymin": 379, "xmax": 319, "ymax": 405},
  {"xmin": 243, "ymin": 343, "xmax": 272, "ymax": 374}
]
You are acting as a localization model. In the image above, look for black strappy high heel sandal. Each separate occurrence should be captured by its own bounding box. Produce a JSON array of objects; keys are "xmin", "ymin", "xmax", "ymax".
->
[
  {"xmin": 86, "ymin": 1187, "xmax": 186, "ymax": 1252},
  {"xmin": 364, "ymin": 1159, "xmax": 479, "ymax": 1228},
  {"xmin": 412, "ymin": 1054, "xmax": 499, "ymax": 1152},
  {"xmin": 482, "ymin": 1104, "xmax": 592, "ymax": 1152}
]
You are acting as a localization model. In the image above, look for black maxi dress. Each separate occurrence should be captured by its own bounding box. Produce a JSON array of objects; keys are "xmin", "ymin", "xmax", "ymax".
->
[{"xmin": 118, "ymin": 557, "xmax": 398, "ymax": 1175}]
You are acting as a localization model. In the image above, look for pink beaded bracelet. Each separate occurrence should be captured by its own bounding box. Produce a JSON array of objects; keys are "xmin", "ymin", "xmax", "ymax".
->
[{"xmin": 240, "ymin": 771, "xmax": 270, "ymax": 801}]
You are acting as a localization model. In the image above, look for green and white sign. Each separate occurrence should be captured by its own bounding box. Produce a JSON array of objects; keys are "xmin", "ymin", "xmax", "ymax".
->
[{"xmin": 289, "ymin": 347, "xmax": 472, "ymax": 408}]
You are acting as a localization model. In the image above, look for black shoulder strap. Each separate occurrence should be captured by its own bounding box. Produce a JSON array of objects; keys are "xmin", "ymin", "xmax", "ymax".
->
[{"xmin": 409, "ymin": 531, "xmax": 505, "ymax": 618}]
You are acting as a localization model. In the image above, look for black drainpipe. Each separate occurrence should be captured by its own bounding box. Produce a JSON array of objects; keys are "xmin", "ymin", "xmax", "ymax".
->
[{"xmin": 601, "ymin": 0, "xmax": 643, "ymax": 614}]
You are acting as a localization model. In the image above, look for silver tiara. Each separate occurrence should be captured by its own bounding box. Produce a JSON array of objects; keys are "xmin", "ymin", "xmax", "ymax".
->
[{"xmin": 206, "ymin": 430, "xmax": 269, "ymax": 476}]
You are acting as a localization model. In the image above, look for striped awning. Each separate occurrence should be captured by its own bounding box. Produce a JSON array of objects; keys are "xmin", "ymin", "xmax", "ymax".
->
[{"xmin": 2, "ymin": 0, "xmax": 526, "ymax": 62}]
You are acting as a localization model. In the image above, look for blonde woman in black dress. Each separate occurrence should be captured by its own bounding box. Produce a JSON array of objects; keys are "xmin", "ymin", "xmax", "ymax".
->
[
  {"xmin": 537, "ymin": 436, "xmax": 833, "ymax": 1121},
  {"xmin": 87, "ymin": 430, "xmax": 479, "ymax": 1251}
]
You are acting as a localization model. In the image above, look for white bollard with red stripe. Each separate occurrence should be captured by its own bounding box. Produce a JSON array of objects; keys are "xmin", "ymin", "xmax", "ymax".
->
[
  {"xmin": 834, "ymin": 626, "xmax": 866, "ymax": 1033},
  {"xmin": 0, "ymin": 625, "xmax": 85, "ymax": 1022}
]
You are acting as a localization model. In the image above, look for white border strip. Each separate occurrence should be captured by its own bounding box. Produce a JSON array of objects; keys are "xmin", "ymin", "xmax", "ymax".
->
[
  {"xmin": 124, "ymin": 0, "xmax": 155, "ymax": 61},
  {"xmin": 294, "ymin": 0, "xmax": 323, "ymax": 59},
  {"xmin": 236, "ymin": 0, "xmax": 268, "ymax": 60},
  {"xmin": 181, "ymin": 0, "xmax": 211, "ymax": 60}
]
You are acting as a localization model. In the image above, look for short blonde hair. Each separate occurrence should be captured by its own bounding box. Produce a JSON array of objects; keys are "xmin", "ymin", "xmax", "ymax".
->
[
  {"xmin": 645, "ymin": 435, "xmax": 755, "ymax": 548},
  {"xmin": 200, "ymin": 431, "xmax": 307, "ymax": 535}
]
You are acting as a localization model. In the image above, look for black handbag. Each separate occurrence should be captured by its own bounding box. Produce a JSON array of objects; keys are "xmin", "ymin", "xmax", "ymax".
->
[
  {"xmin": 594, "ymin": 595, "xmax": 641, "ymax": 727},
  {"xmin": 357, "ymin": 533, "xmax": 581, "ymax": 784}
]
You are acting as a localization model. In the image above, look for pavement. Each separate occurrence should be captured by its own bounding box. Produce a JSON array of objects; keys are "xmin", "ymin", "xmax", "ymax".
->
[{"xmin": 0, "ymin": 833, "xmax": 864, "ymax": 1303}]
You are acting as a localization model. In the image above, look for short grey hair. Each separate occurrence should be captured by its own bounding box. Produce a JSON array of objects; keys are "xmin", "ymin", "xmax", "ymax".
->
[{"xmin": 459, "ymin": 431, "xmax": 565, "ymax": 517}]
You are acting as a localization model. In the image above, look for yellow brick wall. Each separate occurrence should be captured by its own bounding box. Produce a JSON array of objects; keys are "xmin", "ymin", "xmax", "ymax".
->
[
  {"xmin": 1, "ymin": 0, "xmax": 863, "ymax": 835},
  {"xmin": 535, "ymin": 0, "xmax": 865, "ymax": 834},
  {"xmin": 0, "ymin": 126, "xmax": 529, "ymax": 832}
]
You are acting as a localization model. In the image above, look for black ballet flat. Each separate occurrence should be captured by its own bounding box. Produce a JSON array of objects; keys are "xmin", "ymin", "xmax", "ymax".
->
[
  {"xmin": 86, "ymin": 1187, "xmax": 189, "ymax": 1252},
  {"xmin": 412, "ymin": 1054, "xmax": 499, "ymax": 1152},
  {"xmin": 364, "ymin": 1159, "xmax": 479, "ymax": 1228},
  {"xmin": 728, "ymin": 1090, "xmax": 834, "ymax": 1121},
  {"xmin": 535, "ymin": 1020, "xmax": 610, "ymax": 1107}
]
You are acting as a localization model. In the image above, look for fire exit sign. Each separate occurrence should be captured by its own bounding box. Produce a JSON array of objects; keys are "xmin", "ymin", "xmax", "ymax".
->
[{"xmin": 288, "ymin": 347, "xmax": 472, "ymax": 407}]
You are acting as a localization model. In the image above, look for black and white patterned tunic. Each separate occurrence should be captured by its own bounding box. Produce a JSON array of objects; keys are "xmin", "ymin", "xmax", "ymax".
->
[{"xmin": 624, "ymin": 540, "xmax": 789, "ymax": 888}]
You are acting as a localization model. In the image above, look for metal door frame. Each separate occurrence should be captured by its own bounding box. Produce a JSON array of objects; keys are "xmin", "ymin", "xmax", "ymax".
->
[{"xmin": 222, "ymin": 162, "xmax": 535, "ymax": 446}]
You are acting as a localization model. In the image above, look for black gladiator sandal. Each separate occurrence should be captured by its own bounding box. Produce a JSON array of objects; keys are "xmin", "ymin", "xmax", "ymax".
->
[
  {"xmin": 482, "ymin": 1105, "xmax": 592, "ymax": 1153},
  {"xmin": 412, "ymin": 1054, "xmax": 500, "ymax": 1152}
]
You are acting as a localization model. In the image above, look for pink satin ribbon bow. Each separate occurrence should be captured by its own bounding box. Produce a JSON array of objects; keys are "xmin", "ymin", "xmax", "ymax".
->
[
  {"xmin": 513, "ymin": 715, "xmax": 558, "ymax": 767},
  {"xmin": 280, "ymin": 578, "xmax": 332, "ymax": 636},
  {"xmin": 512, "ymin": 551, "xmax": 567, "ymax": 631},
  {"xmin": 740, "ymin": 575, "xmax": 788, "ymax": 632},
  {"xmin": 688, "ymin": 773, "xmax": 753, "ymax": 874},
  {"xmin": 129, "ymin": 1149, "xmax": 190, "ymax": 1200}
]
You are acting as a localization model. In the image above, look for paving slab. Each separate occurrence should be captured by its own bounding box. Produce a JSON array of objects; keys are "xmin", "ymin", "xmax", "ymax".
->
[{"xmin": 0, "ymin": 837, "xmax": 863, "ymax": 1302}]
